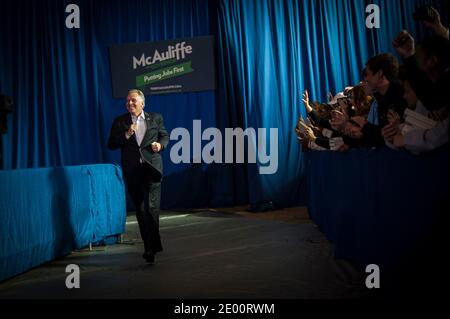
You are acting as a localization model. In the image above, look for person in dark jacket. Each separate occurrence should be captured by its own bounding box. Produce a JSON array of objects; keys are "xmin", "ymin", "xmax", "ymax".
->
[
  {"xmin": 393, "ymin": 31, "xmax": 449, "ymax": 112},
  {"xmin": 108, "ymin": 89, "xmax": 169, "ymax": 264},
  {"xmin": 357, "ymin": 53, "xmax": 407, "ymax": 147}
]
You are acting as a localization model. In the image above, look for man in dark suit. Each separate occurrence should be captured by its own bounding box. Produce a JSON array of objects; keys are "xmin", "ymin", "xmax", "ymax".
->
[{"xmin": 108, "ymin": 89, "xmax": 169, "ymax": 264}]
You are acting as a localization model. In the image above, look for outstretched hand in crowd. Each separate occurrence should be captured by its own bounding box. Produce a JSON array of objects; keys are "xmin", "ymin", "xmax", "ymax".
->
[{"xmin": 393, "ymin": 30, "xmax": 415, "ymax": 59}]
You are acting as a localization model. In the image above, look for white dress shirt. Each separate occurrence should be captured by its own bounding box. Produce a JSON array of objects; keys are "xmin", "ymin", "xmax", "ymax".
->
[{"xmin": 132, "ymin": 112, "xmax": 147, "ymax": 146}]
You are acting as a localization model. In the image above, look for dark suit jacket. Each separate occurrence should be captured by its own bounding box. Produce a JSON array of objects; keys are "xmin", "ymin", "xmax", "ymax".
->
[
  {"xmin": 361, "ymin": 81, "xmax": 407, "ymax": 147},
  {"xmin": 107, "ymin": 111, "xmax": 169, "ymax": 182}
]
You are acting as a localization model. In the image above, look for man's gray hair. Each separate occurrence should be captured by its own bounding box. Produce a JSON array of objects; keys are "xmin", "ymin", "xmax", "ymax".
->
[{"xmin": 128, "ymin": 89, "xmax": 145, "ymax": 106}]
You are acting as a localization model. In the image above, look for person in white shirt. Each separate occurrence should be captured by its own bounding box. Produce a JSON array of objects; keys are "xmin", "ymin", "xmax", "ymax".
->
[{"xmin": 382, "ymin": 73, "xmax": 448, "ymax": 154}]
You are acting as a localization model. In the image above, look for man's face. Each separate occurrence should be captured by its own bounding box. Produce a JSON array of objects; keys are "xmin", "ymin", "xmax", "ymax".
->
[
  {"xmin": 403, "ymin": 80, "xmax": 418, "ymax": 109},
  {"xmin": 364, "ymin": 68, "xmax": 382, "ymax": 93},
  {"xmin": 126, "ymin": 92, "xmax": 144, "ymax": 116}
]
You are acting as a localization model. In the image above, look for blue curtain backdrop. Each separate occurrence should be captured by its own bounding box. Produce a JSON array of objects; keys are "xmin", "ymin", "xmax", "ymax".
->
[{"xmin": 0, "ymin": 0, "xmax": 446, "ymax": 209}]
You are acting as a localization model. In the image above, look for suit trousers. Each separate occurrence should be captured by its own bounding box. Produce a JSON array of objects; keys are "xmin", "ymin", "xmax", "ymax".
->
[{"xmin": 124, "ymin": 163, "xmax": 163, "ymax": 254}]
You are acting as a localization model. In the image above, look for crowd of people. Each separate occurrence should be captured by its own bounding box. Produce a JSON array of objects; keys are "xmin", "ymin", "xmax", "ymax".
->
[{"xmin": 295, "ymin": 5, "xmax": 449, "ymax": 155}]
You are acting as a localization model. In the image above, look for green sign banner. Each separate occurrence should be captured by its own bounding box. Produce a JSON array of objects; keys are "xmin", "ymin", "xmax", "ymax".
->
[
  {"xmin": 136, "ymin": 61, "xmax": 194, "ymax": 87},
  {"xmin": 109, "ymin": 35, "xmax": 216, "ymax": 97}
]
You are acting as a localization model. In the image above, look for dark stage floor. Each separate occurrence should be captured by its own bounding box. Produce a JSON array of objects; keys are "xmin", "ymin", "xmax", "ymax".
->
[{"xmin": 0, "ymin": 208, "xmax": 374, "ymax": 299}]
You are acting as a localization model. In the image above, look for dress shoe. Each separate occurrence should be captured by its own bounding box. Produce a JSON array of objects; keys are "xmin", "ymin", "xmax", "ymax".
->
[{"xmin": 142, "ymin": 251, "xmax": 155, "ymax": 264}]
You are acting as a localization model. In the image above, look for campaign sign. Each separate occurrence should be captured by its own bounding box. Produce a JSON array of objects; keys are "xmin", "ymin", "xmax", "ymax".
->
[{"xmin": 109, "ymin": 35, "xmax": 216, "ymax": 97}]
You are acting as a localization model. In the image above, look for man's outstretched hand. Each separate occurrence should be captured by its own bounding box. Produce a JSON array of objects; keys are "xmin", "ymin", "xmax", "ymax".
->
[
  {"xmin": 151, "ymin": 142, "xmax": 162, "ymax": 153},
  {"xmin": 393, "ymin": 30, "xmax": 415, "ymax": 59},
  {"xmin": 421, "ymin": 7, "xmax": 449, "ymax": 39}
]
